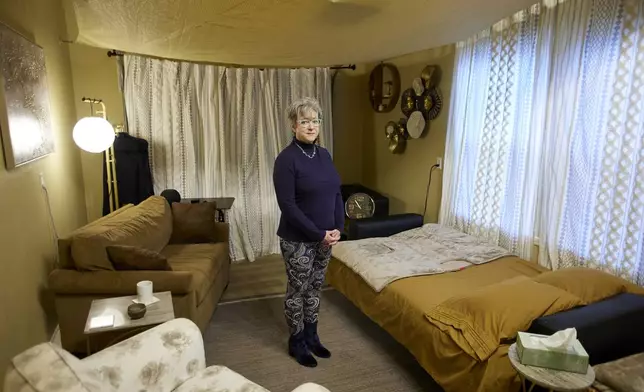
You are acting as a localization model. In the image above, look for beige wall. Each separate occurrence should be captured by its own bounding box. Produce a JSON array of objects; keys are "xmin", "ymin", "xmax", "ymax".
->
[
  {"xmin": 0, "ymin": 0, "xmax": 88, "ymax": 379},
  {"xmin": 366, "ymin": 45, "xmax": 454, "ymax": 223},
  {"xmin": 332, "ymin": 66, "xmax": 369, "ymax": 185},
  {"xmin": 69, "ymin": 44, "xmax": 124, "ymax": 222}
]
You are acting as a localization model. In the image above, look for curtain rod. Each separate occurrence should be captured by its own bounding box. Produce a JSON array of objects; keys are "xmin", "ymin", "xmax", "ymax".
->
[{"xmin": 107, "ymin": 50, "xmax": 356, "ymax": 70}]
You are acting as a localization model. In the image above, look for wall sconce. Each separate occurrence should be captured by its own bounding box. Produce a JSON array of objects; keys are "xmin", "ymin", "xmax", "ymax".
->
[{"xmin": 73, "ymin": 97, "xmax": 119, "ymax": 213}]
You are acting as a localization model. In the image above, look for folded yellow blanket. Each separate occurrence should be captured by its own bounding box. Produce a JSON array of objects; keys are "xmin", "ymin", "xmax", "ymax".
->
[
  {"xmin": 425, "ymin": 267, "xmax": 644, "ymax": 363},
  {"xmin": 425, "ymin": 276, "xmax": 585, "ymax": 361}
]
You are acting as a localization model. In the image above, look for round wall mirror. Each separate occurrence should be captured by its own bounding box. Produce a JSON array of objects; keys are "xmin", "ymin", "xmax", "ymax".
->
[{"xmin": 369, "ymin": 63, "xmax": 401, "ymax": 113}]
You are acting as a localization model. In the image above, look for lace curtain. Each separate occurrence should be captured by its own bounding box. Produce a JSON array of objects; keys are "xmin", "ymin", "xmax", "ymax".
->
[
  {"xmin": 123, "ymin": 56, "xmax": 334, "ymax": 261},
  {"xmin": 441, "ymin": 0, "xmax": 644, "ymax": 284}
]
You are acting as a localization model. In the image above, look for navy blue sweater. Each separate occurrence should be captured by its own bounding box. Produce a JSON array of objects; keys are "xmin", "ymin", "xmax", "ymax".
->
[{"xmin": 273, "ymin": 138, "xmax": 344, "ymax": 242}]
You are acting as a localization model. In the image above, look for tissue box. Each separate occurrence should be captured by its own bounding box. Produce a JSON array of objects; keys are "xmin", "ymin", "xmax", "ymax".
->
[{"xmin": 516, "ymin": 332, "xmax": 589, "ymax": 374}]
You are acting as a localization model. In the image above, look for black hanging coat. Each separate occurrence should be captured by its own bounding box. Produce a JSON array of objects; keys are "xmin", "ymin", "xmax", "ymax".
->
[{"xmin": 103, "ymin": 133, "xmax": 154, "ymax": 216}]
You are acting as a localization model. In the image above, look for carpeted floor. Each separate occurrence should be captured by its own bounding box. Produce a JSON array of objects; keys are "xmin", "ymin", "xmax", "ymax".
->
[{"xmin": 203, "ymin": 290, "xmax": 443, "ymax": 392}]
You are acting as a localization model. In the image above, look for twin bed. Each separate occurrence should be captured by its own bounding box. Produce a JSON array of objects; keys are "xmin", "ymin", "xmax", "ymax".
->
[{"xmin": 328, "ymin": 224, "xmax": 642, "ymax": 392}]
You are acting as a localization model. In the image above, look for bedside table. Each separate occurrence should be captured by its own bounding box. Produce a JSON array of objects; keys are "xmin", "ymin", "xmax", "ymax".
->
[
  {"xmin": 84, "ymin": 291, "xmax": 175, "ymax": 354},
  {"xmin": 509, "ymin": 343, "xmax": 595, "ymax": 392}
]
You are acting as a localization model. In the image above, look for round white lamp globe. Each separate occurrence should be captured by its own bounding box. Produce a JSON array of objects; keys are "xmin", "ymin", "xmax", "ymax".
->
[{"xmin": 72, "ymin": 117, "xmax": 115, "ymax": 153}]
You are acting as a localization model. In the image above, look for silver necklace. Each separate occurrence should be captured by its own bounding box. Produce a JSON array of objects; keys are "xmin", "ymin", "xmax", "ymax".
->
[{"xmin": 295, "ymin": 142, "xmax": 317, "ymax": 159}]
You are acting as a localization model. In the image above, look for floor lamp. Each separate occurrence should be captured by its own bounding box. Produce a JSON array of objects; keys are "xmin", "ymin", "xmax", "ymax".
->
[{"xmin": 72, "ymin": 97, "xmax": 120, "ymax": 213}]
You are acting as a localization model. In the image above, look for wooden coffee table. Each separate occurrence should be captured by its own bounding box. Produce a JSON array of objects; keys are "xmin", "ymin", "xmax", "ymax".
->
[
  {"xmin": 509, "ymin": 343, "xmax": 595, "ymax": 392},
  {"xmin": 84, "ymin": 291, "xmax": 175, "ymax": 354}
]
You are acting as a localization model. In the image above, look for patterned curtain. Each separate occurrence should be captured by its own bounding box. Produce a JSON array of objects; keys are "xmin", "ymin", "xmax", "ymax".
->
[
  {"xmin": 123, "ymin": 56, "xmax": 334, "ymax": 261},
  {"xmin": 553, "ymin": 0, "xmax": 644, "ymax": 283},
  {"xmin": 440, "ymin": 6, "xmax": 542, "ymax": 260},
  {"xmin": 441, "ymin": 0, "xmax": 644, "ymax": 284},
  {"xmin": 123, "ymin": 56, "xmax": 198, "ymax": 197}
]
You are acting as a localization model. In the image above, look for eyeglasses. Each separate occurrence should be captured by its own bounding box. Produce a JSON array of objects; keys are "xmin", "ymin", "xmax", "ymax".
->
[{"xmin": 297, "ymin": 119, "xmax": 322, "ymax": 127}]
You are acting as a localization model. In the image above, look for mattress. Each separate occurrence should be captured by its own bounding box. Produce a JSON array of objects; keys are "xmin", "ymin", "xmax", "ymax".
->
[{"xmin": 327, "ymin": 255, "xmax": 547, "ymax": 392}]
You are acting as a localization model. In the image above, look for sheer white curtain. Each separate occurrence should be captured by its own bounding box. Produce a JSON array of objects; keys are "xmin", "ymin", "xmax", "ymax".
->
[
  {"xmin": 547, "ymin": 0, "xmax": 644, "ymax": 283},
  {"xmin": 440, "ymin": 5, "xmax": 542, "ymax": 260},
  {"xmin": 123, "ymin": 56, "xmax": 334, "ymax": 261},
  {"xmin": 441, "ymin": 0, "xmax": 644, "ymax": 284}
]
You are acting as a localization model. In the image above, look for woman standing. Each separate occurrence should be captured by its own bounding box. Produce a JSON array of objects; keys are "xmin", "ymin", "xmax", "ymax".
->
[{"xmin": 273, "ymin": 97, "xmax": 344, "ymax": 368}]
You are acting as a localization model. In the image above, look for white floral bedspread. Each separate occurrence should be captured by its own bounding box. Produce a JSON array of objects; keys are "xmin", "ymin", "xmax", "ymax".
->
[{"xmin": 331, "ymin": 224, "xmax": 511, "ymax": 292}]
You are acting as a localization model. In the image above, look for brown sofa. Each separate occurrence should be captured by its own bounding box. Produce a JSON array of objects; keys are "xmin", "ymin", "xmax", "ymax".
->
[{"xmin": 48, "ymin": 196, "xmax": 230, "ymax": 354}]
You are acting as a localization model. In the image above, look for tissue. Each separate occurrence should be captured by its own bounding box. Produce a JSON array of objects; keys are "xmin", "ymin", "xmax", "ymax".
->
[
  {"xmin": 517, "ymin": 330, "xmax": 589, "ymax": 374},
  {"xmin": 536, "ymin": 327, "xmax": 577, "ymax": 350}
]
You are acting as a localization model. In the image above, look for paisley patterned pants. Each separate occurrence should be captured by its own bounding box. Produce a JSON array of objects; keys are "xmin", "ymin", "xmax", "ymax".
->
[{"xmin": 279, "ymin": 239, "xmax": 332, "ymax": 335}]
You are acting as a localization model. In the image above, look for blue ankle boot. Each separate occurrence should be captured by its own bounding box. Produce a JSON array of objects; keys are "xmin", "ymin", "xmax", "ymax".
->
[
  {"xmin": 288, "ymin": 331, "xmax": 317, "ymax": 367},
  {"xmin": 304, "ymin": 322, "xmax": 331, "ymax": 358}
]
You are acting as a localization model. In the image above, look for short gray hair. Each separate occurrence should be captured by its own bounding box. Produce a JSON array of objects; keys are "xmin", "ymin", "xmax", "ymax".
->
[{"xmin": 287, "ymin": 97, "xmax": 322, "ymax": 127}]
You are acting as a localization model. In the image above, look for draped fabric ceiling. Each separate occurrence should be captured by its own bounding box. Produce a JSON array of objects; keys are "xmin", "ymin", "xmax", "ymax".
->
[{"xmin": 65, "ymin": 0, "xmax": 536, "ymax": 67}]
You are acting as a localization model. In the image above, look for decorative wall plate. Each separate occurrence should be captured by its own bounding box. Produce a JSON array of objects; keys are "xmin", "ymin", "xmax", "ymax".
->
[
  {"xmin": 388, "ymin": 133, "xmax": 406, "ymax": 154},
  {"xmin": 419, "ymin": 87, "xmax": 443, "ymax": 121},
  {"xmin": 385, "ymin": 121, "xmax": 397, "ymax": 138},
  {"xmin": 400, "ymin": 88, "xmax": 416, "ymax": 117},
  {"xmin": 421, "ymin": 65, "xmax": 441, "ymax": 89},
  {"xmin": 412, "ymin": 77, "xmax": 425, "ymax": 96},
  {"xmin": 406, "ymin": 111, "xmax": 426, "ymax": 139},
  {"xmin": 382, "ymin": 64, "xmax": 442, "ymax": 154},
  {"xmin": 428, "ymin": 87, "xmax": 443, "ymax": 120},
  {"xmin": 398, "ymin": 118, "xmax": 410, "ymax": 139}
]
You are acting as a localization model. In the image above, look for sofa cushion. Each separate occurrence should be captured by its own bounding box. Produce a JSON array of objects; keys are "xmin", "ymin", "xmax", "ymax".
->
[
  {"xmin": 58, "ymin": 204, "xmax": 135, "ymax": 270},
  {"xmin": 107, "ymin": 245, "xmax": 172, "ymax": 271},
  {"xmin": 162, "ymin": 243, "xmax": 228, "ymax": 304},
  {"xmin": 169, "ymin": 202, "xmax": 218, "ymax": 244},
  {"xmin": 71, "ymin": 196, "xmax": 173, "ymax": 271}
]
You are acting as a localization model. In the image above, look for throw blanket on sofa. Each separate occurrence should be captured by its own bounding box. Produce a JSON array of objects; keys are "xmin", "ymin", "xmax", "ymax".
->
[{"xmin": 331, "ymin": 224, "xmax": 511, "ymax": 292}]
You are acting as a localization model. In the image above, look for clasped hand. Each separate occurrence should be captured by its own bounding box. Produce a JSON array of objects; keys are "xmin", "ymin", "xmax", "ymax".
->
[{"xmin": 324, "ymin": 229, "xmax": 341, "ymax": 246}]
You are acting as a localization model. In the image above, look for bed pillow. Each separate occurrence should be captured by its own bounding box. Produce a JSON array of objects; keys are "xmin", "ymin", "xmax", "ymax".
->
[
  {"xmin": 425, "ymin": 276, "xmax": 585, "ymax": 362},
  {"xmin": 534, "ymin": 267, "xmax": 644, "ymax": 303}
]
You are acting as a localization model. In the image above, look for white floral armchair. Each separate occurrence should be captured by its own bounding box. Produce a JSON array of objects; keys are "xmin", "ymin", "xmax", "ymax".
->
[{"xmin": 4, "ymin": 318, "xmax": 330, "ymax": 392}]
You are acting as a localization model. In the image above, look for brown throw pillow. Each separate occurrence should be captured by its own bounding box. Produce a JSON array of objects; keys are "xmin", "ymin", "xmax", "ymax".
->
[
  {"xmin": 169, "ymin": 201, "xmax": 217, "ymax": 244},
  {"xmin": 106, "ymin": 245, "xmax": 172, "ymax": 271}
]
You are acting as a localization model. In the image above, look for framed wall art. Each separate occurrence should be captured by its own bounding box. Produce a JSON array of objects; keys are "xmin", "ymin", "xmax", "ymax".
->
[{"xmin": 0, "ymin": 23, "xmax": 54, "ymax": 169}]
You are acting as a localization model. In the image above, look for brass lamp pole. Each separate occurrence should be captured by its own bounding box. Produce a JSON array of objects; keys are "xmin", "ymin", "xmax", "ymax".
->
[{"xmin": 80, "ymin": 97, "xmax": 120, "ymax": 213}]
